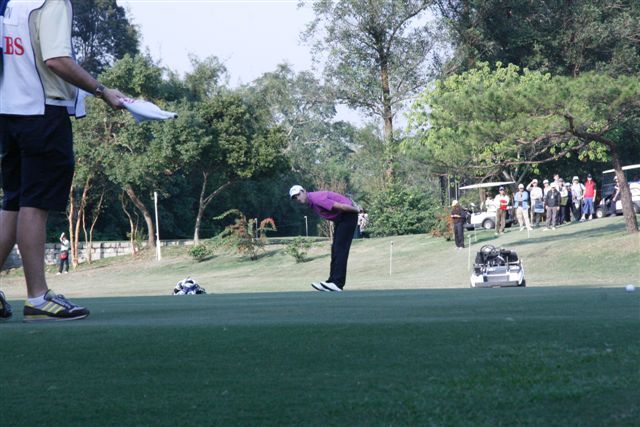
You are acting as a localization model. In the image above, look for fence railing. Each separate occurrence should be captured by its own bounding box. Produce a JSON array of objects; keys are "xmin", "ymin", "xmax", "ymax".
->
[{"xmin": 1, "ymin": 236, "xmax": 329, "ymax": 270}]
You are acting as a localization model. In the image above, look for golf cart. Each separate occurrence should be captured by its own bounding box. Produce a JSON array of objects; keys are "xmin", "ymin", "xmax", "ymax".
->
[
  {"xmin": 595, "ymin": 164, "xmax": 640, "ymax": 218},
  {"xmin": 470, "ymin": 245, "xmax": 526, "ymax": 288},
  {"xmin": 459, "ymin": 181, "xmax": 516, "ymax": 231}
]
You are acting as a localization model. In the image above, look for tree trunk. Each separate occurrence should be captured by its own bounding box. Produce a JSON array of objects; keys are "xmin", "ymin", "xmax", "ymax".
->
[
  {"xmin": 194, "ymin": 173, "xmax": 233, "ymax": 245},
  {"xmin": 194, "ymin": 204, "xmax": 205, "ymax": 245},
  {"xmin": 121, "ymin": 192, "xmax": 138, "ymax": 256},
  {"xmin": 610, "ymin": 150, "xmax": 638, "ymax": 233},
  {"xmin": 125, "ymin": 185, "xmax": 156, "ymax": 248},
  {"xmin": 85, "ymin": 190, "xmax": 105, "ymax": 264},
  {"xmin": 72, "ymin": 177, "xmax": 91, "ymax": 269},
  {"xmin": 67, "ymin": 184, "xmax": 76, "ymax": 266},
  {"xmin": 379, "ymin": 52, "xmax": 394, "ymax": 179}
]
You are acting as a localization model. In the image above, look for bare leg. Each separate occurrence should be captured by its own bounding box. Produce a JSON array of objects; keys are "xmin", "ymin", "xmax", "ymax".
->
[
  {"xmin": 0, "ymin": 210, "xmax": 19, "ymax": 269},
  {"xmin": 16, "ymin": 207, "xmax": 49, "ymax": 298}
]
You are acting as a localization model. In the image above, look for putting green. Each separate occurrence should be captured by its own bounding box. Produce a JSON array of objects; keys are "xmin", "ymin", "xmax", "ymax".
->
[{"xmin": 1, "ymin": 287, "xmax": 638, "ymax": 426}]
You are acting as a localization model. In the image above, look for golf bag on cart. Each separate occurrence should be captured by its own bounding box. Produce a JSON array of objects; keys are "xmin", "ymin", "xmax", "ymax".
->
[{"xmin": 470, "ymin": 245, "xmax": 526, "ymax": 288}]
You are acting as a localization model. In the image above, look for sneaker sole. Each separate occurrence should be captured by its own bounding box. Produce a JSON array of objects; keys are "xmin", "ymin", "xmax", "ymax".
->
[
  {"xmin": 320, "ymin": 283, "xmax": 343, "ymax": 292},
  {"xmin": 311, "ymin": 283, "xmax": 328, "ymax": 292},
  {"xmin": 23, "ymin": 313, "xmax": 89, "ymax": 323}
]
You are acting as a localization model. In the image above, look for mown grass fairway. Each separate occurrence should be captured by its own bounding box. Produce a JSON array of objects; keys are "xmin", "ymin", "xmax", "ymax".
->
[
  {"xmin": 1, "ymin": 288, "xmax": 639, "ymax": 426},
  {"xmin": 1, "ymin": 216, "xmax": 638, "ymax": 298},
  {"xmin": 1, "ymin": 217, "xmax": 639, "ymax": 426}
]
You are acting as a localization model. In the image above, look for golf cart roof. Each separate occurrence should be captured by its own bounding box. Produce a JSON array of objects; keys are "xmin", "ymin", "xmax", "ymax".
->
[
  {"xmin": 602, "ymin": 164, "xmax": 640, "ymax": 174},
  {"xmin": 459, "ymin": 181, "xmax": 515, "ymax": 190}
]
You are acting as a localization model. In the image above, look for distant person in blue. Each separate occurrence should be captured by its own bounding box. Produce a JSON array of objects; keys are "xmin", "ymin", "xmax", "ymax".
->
[
  {"xmin": 290, "ymin": 185, "xmax": 361, "ymax": 292},
  {"xmin": 514, "ymin": 184, "xmax": 533, "ymax": 231}
]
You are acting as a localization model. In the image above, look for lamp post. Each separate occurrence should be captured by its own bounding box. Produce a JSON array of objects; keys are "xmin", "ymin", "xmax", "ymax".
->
[{"xmin": 154, "ymin": 191, "xmax": 161, "ymax": 261}]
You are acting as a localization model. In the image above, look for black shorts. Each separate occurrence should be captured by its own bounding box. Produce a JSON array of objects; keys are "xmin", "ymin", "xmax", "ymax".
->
[{"xmin": 0, "ymin": 106, "xmax": 74, "ymax": 211}]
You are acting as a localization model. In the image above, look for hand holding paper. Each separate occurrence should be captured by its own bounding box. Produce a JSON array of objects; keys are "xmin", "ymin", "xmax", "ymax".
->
[{"xmin": 121, "ymin": 98, "xmax": 178, "ymax": 123}]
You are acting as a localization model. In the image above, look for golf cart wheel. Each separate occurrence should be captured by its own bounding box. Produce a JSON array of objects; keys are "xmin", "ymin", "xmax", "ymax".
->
[
  {"xmin": 519, "ymin": 280, "xmax": 526, "ymax": 287},
  {"xmin": 595, "ymin": 208, "xmax": 604, "ymax": 219},
  {"xmin": 482, "ymin": 219, "xmax": 495, "ymax": 230}
]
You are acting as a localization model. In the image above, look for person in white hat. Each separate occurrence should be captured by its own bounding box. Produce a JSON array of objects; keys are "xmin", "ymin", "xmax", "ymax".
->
[
  {"xmin": 289, "ymin": 185, "xmax": 361, "ymax": 292},
  {"xmin": 493, "ymin": 186, "xmax": 510, "ymax": 235},
  {"xmin": 526, "ymin": 179, "xmax": 544, "ymax": 226},
  {"xmin": 514, "ymin": 184, "xmax": 533, "ymax": 231},
  {"xmin": 570, "ymin": 176, "xmax": 585, "ymax": 222}
]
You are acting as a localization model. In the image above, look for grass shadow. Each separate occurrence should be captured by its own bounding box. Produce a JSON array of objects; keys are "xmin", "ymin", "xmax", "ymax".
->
[
  {"xmin": 508, "ymin": 221, "xmax": 628, "ymax": 247},
  {"xmin": 304, "ymin": 253, "xmax": 331, "ymax": 262}
]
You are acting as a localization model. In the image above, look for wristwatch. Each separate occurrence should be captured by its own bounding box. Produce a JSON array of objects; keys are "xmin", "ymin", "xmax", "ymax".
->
[{"xmin": 94, "ymin": 83, "xmax": 106, "ymax": 98}]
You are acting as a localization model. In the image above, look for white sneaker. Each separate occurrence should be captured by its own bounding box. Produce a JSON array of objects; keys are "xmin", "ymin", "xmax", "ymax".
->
[
  {"xmin": 311, "ymin": 282, "xmax": 329, "ymax": 292},
  {"xmin": 519, "ymin": 227, "xmax": 524, "ymax": 231},
  {"xmin": 320, "ymin": 282, "xmax": 342, "ymax": 292}
]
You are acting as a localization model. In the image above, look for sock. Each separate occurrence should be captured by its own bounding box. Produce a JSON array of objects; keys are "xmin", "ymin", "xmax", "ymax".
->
[{"xmin": 28, "ymin": 294, "xmax": 47, "ymax": 307}]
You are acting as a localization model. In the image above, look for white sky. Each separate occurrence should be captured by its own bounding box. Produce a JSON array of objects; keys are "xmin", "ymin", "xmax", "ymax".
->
[{"xmin": 116, "ymin": 0, "xmax": 368, "ymax": 124}]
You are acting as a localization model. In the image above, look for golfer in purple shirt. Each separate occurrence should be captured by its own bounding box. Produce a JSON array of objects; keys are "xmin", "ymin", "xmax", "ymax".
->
[{"xmin": 290, "ymin": 185, "xmax": 361, "ymax": 292}]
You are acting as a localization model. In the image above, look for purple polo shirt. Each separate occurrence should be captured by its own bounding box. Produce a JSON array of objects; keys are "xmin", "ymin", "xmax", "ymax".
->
[{"xmin": 307, "ymin": 191, "xmax": 352, "ymax": 221}]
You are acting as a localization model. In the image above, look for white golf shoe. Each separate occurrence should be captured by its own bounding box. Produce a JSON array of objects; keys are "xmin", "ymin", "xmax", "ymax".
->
[
  {"xmin": 320, "ymin": 282, "xmax": 342, "ymax": 292},
  {"xmin": 311, "ymin": 282, "xmax": 329, "ymax": 292}
]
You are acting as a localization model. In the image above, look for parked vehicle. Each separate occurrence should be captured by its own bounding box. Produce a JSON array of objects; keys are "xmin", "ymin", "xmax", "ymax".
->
[
  {"xmin": 459, "ymin": 181, "xmax": 516, "ymax": 231},
  {"xmin": 595, "ymin": 164, "xmax": 640, "ymax": 218}
]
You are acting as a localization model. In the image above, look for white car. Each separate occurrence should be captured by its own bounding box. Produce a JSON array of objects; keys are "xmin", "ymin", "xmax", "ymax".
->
[
  {"xmin": 459, "ymin": 181, "xmax": 516, "ymax": 231},
  {"xmin": 465, "ymin": 205, "xmax": 515, "ymax": 231},
  {"xmin": 596, "ymin": 182, "xmax": 640, "ymax": 218}
]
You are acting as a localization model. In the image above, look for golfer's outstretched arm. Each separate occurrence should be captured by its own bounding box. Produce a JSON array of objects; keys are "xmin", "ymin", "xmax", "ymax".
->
[{"xmin": 45, "ymin": 56, "xmax": 124, "ymax": 109}]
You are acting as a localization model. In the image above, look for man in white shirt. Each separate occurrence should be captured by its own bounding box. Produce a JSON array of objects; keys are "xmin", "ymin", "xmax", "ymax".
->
[
  {"xmin": 570, "ymin": 176, "xmax": 585, "ymax": 222},
  {"xmin": 526, "ymin": 179, "xmax": 544, "ymax": 227},
  {"xmin": 0, "ymin": 0, "xmax": 124, "ymax": 322}
]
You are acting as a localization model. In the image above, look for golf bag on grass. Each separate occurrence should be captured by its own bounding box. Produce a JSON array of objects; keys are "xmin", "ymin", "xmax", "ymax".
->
[{"xmin": 172, "ymin": 277, "xmax": 207, "ymax": 295}]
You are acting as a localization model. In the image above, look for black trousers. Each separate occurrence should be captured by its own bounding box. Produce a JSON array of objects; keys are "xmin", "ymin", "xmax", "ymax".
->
[
  {"xmin": 59, "ymin": 255, "xmax": 69, "ymax": 273},
  {"xmin": 454, "ymin": 222, "xmax": 464, "ymax": 248},
  {"xmin": 328, "ymin": 213, "xmax": 358, "ymax": 289}
]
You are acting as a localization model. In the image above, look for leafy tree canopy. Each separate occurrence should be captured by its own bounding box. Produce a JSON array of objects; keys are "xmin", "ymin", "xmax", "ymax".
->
[
  {"xmin": 435, "ymin": 0, "xmax": 640, "ymax": 77},
  {"xmin": 72, "ymin": 0, "xmax": 139, "ymax": 76}
]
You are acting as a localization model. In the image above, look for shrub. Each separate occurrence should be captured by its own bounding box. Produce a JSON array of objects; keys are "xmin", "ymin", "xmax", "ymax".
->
[
  {"xmin": 430, "ymin": 208, "xmax": 453, "ymax": 241},
  {"xmin": 367, "ymin": 183, "xmax": 443, "ymax": 237},
  {"xmin": 283, "ymin": 237, "xmax": 313, "ymax": 263},
  {"xmin": 189, "ymin": 244, "xmax": 212, "ymax": 262},
  {"xmin": 213, "ymin": 210, "xmax": 277, "ymax": 260}
]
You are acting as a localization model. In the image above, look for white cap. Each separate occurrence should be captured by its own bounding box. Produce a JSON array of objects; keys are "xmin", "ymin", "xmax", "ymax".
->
[
  {"xmin": 532, "ymin": 179, "xmax": 538, "ymax": 184},
  {"xmin": 572, "ymin": 176, "xmax": 579, "ymax": 181},
  {"xmin": 550, "ymin": 183, "xmax": 557, "ymax": 189},
  {"xmin": 518, "ymin": 184, "xmax": 524, "ymax": 189},
  {"xmin": 451, "ymin": 200, "xmax": 459, "ymax": 206},
  {"xmin": 289, "ymin": 185, "xmax": 304, "ymax": 199},
  {"xmin": 543, "ymin": 179, "xmax": 549, "ymax": 184}
]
